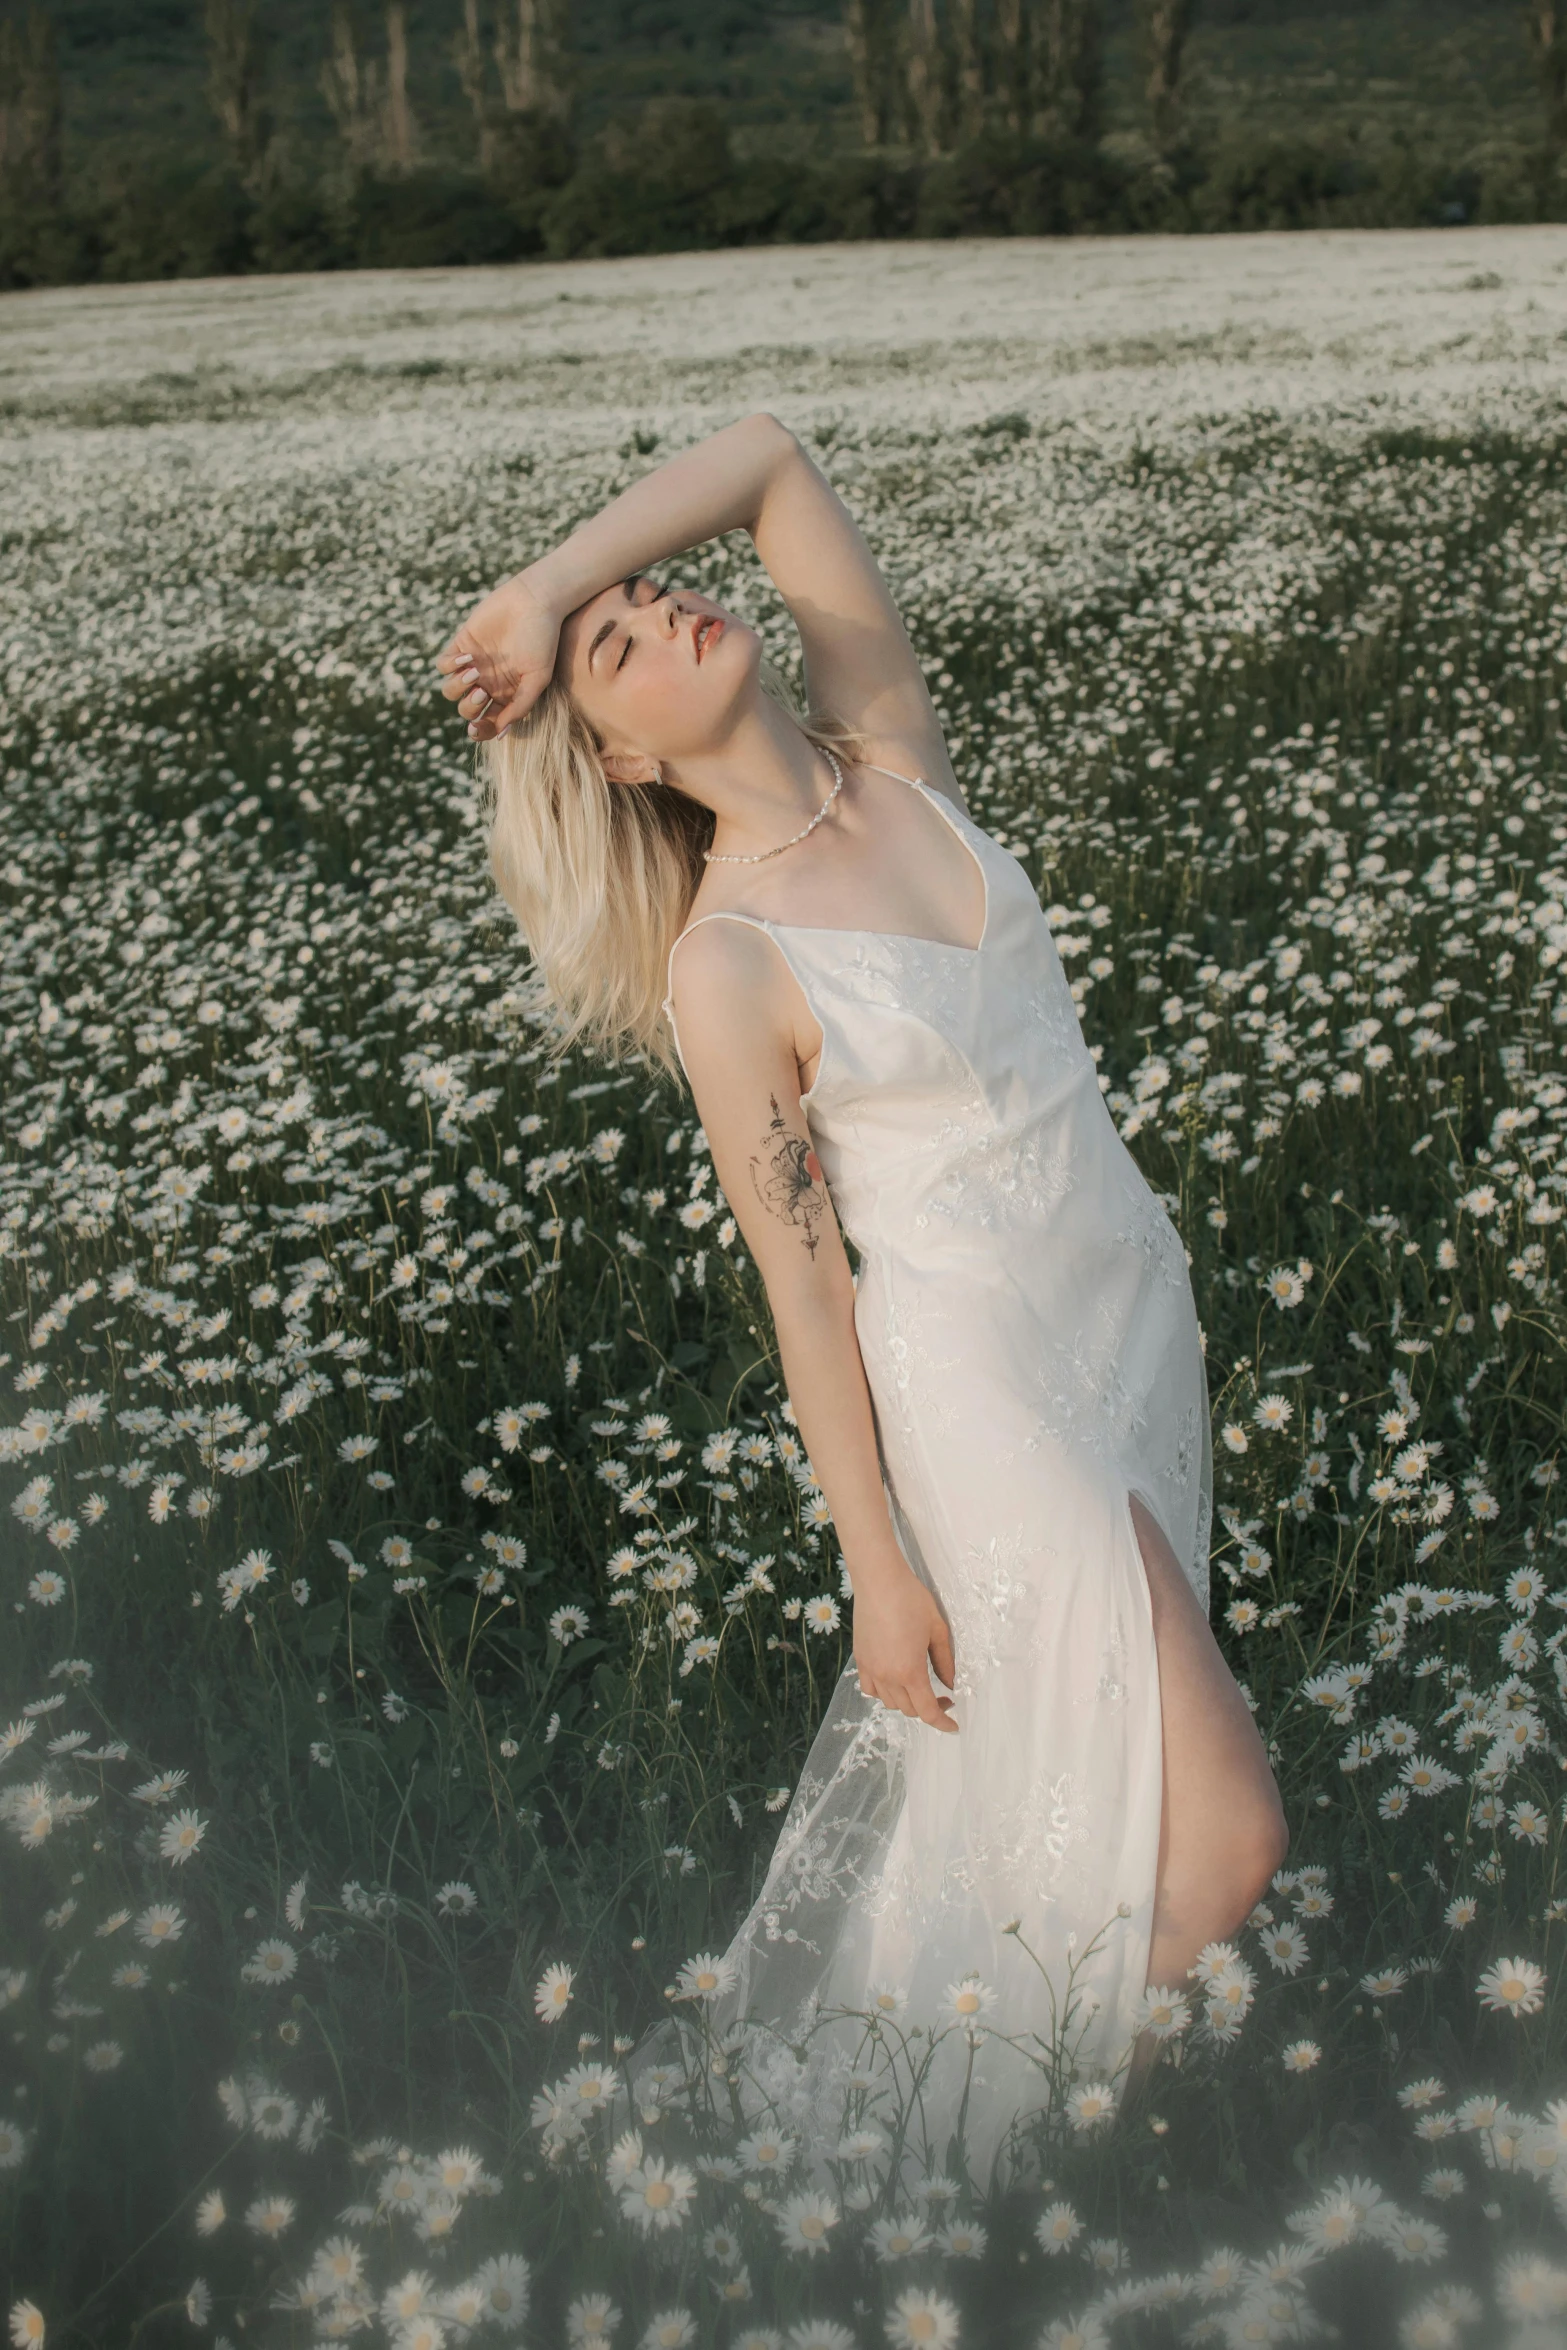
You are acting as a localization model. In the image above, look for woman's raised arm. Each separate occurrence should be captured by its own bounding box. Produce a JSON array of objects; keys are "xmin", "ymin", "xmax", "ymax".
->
[{"xmin": 436, "ymin": 412, "xmax": 952, "ymax": 796}]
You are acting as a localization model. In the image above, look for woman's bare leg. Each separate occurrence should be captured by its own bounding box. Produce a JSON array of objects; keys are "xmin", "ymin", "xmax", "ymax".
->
[{"xmin": 1120, "ymin": 1492, "xmax": 1290, "ymax": 2107}]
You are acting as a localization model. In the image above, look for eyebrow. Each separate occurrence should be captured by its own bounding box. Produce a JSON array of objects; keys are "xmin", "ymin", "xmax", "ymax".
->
[{"xmin": 587, "ymin": 575, "xmax": 645, "ymax": 675}]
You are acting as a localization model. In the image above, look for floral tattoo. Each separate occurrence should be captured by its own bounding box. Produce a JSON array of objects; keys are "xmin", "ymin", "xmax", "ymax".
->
[{"xmin": 749, "ymin": 1092, "xmax": 826, "ymax": 1258}]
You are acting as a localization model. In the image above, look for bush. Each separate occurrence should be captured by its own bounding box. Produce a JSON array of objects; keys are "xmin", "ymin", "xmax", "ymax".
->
[
  {"xmin": 249, "ymin": 178, "xmax": 352, "ymax": 276},
  {"xmin": 349, "ymin": 168, "xmax": 528, "ymax": 270},
  {"xmin": 1190, "ymin": 132, "xmax": 1376, "ymax": 233},
  {"xmin": 1467, "ymin": 138, "xmax": 1561, "ymax": 227},
  {"xmin": 541, "ymin": 97, "xmax": 736, "ymax": 259},
  {"xmin": 0, "ymin": 193, "xmax": 98, "ymax": 290},
  {"xmin": 486, "ymin": 112, "xmax": 578, "ymax": 253},
  {"xmin": 913, "ymin": 132, "xmax": 1138, "ymax": 239},
  {"xmin": 92, "ymin": 162, "xmax": 254, "ymax": 283}
]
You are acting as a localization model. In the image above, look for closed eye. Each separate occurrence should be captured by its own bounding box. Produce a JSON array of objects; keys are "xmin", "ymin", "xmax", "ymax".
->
[{"xmin": 616, "ymin": 580, "xmax": 669, "ymax": 672}]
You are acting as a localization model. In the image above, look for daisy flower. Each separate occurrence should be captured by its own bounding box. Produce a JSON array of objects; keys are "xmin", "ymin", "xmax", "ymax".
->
[
  {"xmin": 674, "ymin": 1951, "xmax": 737, "ymax": 2002},
  {"xmin": 534, "ymin": 1962, "xmax": 574, "ymax": 2022},
  {"xmin": 1135, "ymin": 1983, "xmax": 1192, "ymax": 2035},
  {"xmin": 564, "ymin": 2290, "xmax": 620, "ymax": 2342},
  {"xmin": 243, "ymin": 2195, "xmax": 296, "ymax": 2239},
  {"xmin": 773, "ymin": 2191, "xmax": 837, "ymax": 2254},
  {"xmin": 158, "ymin": 1810, "xmax": 208, "ymax": 1865},
  {"xmin": 1036, "ymin": 2199, "xmax": 1084, "ymax": 2252},
  {"xmin": 1477, "ymin": 1954, "xmax": 1547, "ymax": 2018},
  {"xmin": 868, "ymin": 2214, "xmax": 928, "ymax": 2261},
  {"xmin": 883, "ymin": 2290, "xmax": 960, "ymax": 2348},
  {"xmin": 944, "ymin": 1973, "xmax": 996, "ymax": 2027},
  {"xmin": 619, "ymin": 2156, "xmax": 696, "ymax": 2233}
]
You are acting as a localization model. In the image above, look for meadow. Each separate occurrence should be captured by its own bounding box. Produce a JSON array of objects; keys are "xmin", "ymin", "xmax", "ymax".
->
[{"xmin": 3, "ymin": 224, "xmax": 1567, "ymax": 2348}]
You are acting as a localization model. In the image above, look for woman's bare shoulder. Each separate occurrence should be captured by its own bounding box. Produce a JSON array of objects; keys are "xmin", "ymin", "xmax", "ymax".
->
[
  {"xmin": 666, "ymin": 913, "xmax": 804, "ymax": 1076},
  {"xmin": 667, "ymin": 910, "xmax": 791, "ymax": 1007}
]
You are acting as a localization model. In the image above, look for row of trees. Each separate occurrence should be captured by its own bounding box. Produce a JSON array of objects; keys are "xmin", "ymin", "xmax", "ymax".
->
[
  {"xmin": 196, "ymin": 0, "xmax": 573, "ymax": 195},
  {"xmin": 196, "ymin": 0, "xmax": 1189, "ymax": 187},
  {"xmin": 0, "ymin": 0, "xmax": 1253, "ymax": 223},
  {"xmin": 174, "ymin": 0, "xmax": 1194, "ymax": 197},
  {"xmin": 844, "ymin": 0, "xmax": 1196, "ymax": 156},
  {"xmin": 4, "ymin": 1, "xmax": 1567, "ymax": 288}
]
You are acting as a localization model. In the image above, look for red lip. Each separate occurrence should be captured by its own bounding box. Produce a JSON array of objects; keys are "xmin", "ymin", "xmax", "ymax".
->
[{"xmin": 694, "ymin": 616, "xmax": 723, "ymax": 662}]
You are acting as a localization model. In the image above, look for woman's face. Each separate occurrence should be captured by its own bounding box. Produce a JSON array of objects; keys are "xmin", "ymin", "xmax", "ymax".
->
[{"xmin": 558, "ymin": 574, "xmax": 756, "ymax": 778}]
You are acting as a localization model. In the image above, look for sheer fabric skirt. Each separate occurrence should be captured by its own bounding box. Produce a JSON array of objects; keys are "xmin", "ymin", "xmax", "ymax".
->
[{"xmin": 618, "ymin": 1174, "xmax": 1213, "ymax": 2196}]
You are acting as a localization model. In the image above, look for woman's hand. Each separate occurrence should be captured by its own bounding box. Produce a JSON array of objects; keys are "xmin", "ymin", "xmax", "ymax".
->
[
  {"xmin": 435, "ymin": 571, "xmax": 564, "ymax": 741},
  {"xmin": 852, "ymin": 1564, "xmax": 958, "ymax": 1735}
]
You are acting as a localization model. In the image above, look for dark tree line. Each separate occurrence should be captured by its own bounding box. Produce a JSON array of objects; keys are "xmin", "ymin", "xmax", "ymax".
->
[{"xmin": 2, "ymin": 0, "xmax": 1566, "ymax": 290}]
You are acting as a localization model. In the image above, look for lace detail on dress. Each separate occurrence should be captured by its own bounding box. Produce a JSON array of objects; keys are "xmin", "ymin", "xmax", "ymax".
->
[
  {"xmin": 1022, "ymin": 962, "xmax": 1092, "ymax": 1068},
  {"xmin": 815, "ymin": 934, "xmax": 981, "ymax": 1062},
  {"xmin": 937, "ymin": 1521, "xmax": 1054, "ymax": 1695},
  {"xmin": 1027, "ymin": 1329, "xmax": 1153, "ymax": 1464},
  {"xmin": 741, "ymin": 1698, "xmax": 908, "ymax": 1950},
  {"xmin": 914, "ymin": 1098, "xmax": 1079, "ymax": 1235},
  {"xmin": 1111, "ymin": 1179, "xmax": 1192, "ymax": 1295},
  {"xmin": 1075, "ymin": 1593, "xmax": 1133, "ymax": 1714},
  {"xmin": 872, "ymin": 1278, "xmax": 965, "ymax": 1446}
]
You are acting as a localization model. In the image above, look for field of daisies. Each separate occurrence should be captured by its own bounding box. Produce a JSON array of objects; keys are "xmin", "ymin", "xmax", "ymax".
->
[{"xmin": 4, "ymin": 224, "xmax": 1567, "ymax": 2350}]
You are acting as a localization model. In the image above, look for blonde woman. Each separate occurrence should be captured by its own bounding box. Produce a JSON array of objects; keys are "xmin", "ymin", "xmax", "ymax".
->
[{"xmin": 436, "ymin": 411, "xmax": 1287, "ymax": 2188}]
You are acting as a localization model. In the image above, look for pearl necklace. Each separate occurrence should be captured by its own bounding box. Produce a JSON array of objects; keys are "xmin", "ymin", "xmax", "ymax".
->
[{"xmin": 702, "ymin": 748, "xmax": 844, "ymax": 863}]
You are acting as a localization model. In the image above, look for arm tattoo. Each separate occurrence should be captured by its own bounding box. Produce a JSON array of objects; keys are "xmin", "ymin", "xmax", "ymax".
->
[{"xmin": 748, "ymin": 1092, "xmax": 826, "ymax": 1258}]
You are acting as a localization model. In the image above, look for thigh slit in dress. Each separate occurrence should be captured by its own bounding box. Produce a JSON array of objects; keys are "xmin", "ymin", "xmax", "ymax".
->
[{"xmin": 625, "ymin": 766, "xmax": 1214, "ymax": 2194}]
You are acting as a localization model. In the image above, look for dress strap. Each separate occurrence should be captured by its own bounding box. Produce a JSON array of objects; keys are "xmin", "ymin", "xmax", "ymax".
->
[{"xmin": 858, "ymin": 760, "xmax": 924, "ymax": 791}]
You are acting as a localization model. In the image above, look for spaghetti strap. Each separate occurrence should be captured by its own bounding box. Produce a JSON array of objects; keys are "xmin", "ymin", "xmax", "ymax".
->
[{"xmin": 858, "ymin": 760, "xmax": 924, "ymax": 790}]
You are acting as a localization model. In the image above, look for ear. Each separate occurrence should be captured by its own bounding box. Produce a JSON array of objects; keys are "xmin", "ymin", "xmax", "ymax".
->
[{"xmin": 600, "ymin": 749, "xmax": 661, "ymax": 788}]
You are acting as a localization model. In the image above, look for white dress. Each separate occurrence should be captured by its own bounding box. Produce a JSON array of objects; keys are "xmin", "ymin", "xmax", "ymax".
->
[{"xmin": 632, "ymin": 764, "xmax": 1213, "ymax": 2193}]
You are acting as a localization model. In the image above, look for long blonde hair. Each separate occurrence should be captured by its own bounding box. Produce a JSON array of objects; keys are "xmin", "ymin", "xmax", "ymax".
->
[{"xmin": 478, "ymin": 654, "xmax": 869, "ymax": 1088}]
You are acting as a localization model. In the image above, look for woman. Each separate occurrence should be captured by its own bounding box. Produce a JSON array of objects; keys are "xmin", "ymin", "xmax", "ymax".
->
[{"xmin": 436, "ymin": 411, "xmax": 1288, "ymax": 2190}]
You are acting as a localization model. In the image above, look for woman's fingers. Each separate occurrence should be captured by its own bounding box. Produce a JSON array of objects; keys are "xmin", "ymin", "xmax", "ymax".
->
[
  {"xmin": 909, "ymin": 1681, "xmax": 959, "ymax": 1734},
  {"xmin": 860, "ymin": 1675, "xmax": 958, "ymax": 1734},
  {"xmin": 490, "ymin": 688, "xmax": 533, "ymax": 735},
  {"xmin": 929, "ymin": 1618, "xmax": 956, "ymax": 1693},
  {"xmin": 435, "ymin": 653, "xmax": 532, "ymax": 736},
  {"xmin": 437, "ymin": 589, "xmax": 561, "ymax": 739}
]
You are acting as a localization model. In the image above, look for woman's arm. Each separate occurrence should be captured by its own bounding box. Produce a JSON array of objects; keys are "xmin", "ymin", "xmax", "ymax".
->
[
  {"xmin": 668, "ymin": 921, "xmax": 958, "ymax": 1735},
  {"xmin": 437, "ymin": 413, "xmax": 957, "ymax": 806}
]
